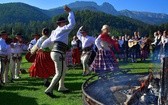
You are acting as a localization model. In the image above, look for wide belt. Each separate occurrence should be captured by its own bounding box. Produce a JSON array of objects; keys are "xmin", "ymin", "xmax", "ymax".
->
[
  {"xmin": 82, "ymin": 46, "xmax": 92, "ymax": 52},
  {"xmin": 52, "ymin": 41, "xmax": 68, "ymax": 53}
]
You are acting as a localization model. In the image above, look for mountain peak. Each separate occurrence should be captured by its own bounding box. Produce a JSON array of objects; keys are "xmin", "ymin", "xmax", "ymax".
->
[
  {"xmin": 100, "ymin": 2, "xmax": 118, "ymax": 15},
  {"xmin": 68, "ymin": 1, "xmax": 98, "ymax": 8}
]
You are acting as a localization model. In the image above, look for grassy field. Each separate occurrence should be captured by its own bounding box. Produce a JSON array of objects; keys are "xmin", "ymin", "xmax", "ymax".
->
[{"xmin": 0, "ymin": 58, "xmax": 161, "ymax": 105}]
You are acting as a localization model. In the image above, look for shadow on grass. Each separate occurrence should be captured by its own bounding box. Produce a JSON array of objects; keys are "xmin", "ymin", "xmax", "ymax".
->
[
  {"xmin": 1, "ymin": 84, "xmax": 39, "ymax": 91},
  {"xmin": 66, "ymin": 82, "xmax": 83, "ymax": 92},
  {"xmin": 119, "ymin": 59, "xmax": 152, "ymax": 66},
  {"xmin": 0, "ymin": 92, "xmax": 38, "ymax": 105}
]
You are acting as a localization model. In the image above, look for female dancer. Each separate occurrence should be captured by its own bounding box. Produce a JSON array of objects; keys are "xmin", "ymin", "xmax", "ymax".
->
[
  {"xmin": 29, "ymin": 28, "xmax": 55, "ymax": 87},
  {"xmin": 90, "ymin": 25, "xmax": 119, "ymax": 74}
]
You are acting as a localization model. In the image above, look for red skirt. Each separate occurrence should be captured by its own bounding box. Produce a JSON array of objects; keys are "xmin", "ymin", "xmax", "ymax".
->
[
  {"xmin": 72, "ymin": 48, "xmax": 81, "ymax": 64},
  {"xmin": 29, "ymin": 50, "xmax": 55, "ymax": 78}
]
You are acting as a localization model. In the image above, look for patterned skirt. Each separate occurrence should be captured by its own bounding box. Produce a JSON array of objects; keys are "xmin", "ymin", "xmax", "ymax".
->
[
  {"xmin": 90, "ymin": 50, "xmax": 119, "ymax": 73},
  {"xmin": 29, "ymin": 50, "xmax": 55, "ymax": 78}
]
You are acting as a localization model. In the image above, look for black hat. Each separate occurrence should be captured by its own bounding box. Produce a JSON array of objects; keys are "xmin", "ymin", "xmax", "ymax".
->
[
  {"xmin": 15, "ymin": 33, "xmax": 22, "ymax": 37},
  {"xmin": 79, "ymin": 26, "xmax": 87, "ymax": 33},
  {"xmin": 56, "ymin": 17, "xmax": 67, "ymax": 24},
  {"xmin": 42, "ymin": 28, "xmax": 50, "ymax": 35}
]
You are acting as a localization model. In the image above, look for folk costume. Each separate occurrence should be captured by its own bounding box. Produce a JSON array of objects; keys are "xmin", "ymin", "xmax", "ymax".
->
[
  {"xmin": 0, "ymin": 34, "xmax": 8, "ymax": 85},
  {"xmin": 29, "ymin": 33, "xmax": 55, "ymax": 79},
  {"xmin": 10, "ymin": 37, "xmax": 23, "ymax": 79},
  {"xmin": 151, "ymin": 33, "xmax": 162, "ymax": 60},
  {"xmin": 161, "ymin": 34, "xmax": 168, "ymax": 57},
  {"xmin": 90, "ymin": 25, "xmax": 119, "ymax": 73},
  {"xmin": 71, "ymin": 36, "xmax": 81, "ymax": 65},
  {"xmin": 41, "ymin": 10, "xmax": 76, "ymax": 96},
  {"xmin": 3, "ymin": 38, "xmax": 12, "ymax": 83},
  {"xmin": 140, "ymin": 37, "xmax": 151, "ymax": 61},
  {"xmin": 77, "ymin": 27, "xmax": 95, "ymax": 76}
]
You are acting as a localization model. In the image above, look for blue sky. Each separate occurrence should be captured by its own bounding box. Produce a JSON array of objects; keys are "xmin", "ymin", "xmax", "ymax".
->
[{"xmin": 0, "ymin": 0, "xmax": 168, "ymax": 14}]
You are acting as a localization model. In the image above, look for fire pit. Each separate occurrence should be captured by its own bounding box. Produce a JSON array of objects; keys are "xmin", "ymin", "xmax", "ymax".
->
[{"xmin": 82, "ymin": 72, "xmax": 160, "ymax": 105}]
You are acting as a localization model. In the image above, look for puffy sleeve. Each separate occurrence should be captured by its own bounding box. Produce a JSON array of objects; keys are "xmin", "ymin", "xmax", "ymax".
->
[
  {"xmin": 95, "ymin": 35, "xmax": 102, "ymax": 50},
  {"xmin": 76, "ymin": 27, "xmax": 82, "ymax": 41},
  {"xmin": 62, "ymin": 12, "xmax": 76, "ymax": 31},
  {"xmin": 41, "ymin": 37, "xmax": 54, "ymax": 49}
]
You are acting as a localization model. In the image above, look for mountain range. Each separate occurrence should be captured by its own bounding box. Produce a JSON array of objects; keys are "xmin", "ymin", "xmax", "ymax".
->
[{"xmin": 0, "ymin": 1, "xmax": 168, "ymax": 25}]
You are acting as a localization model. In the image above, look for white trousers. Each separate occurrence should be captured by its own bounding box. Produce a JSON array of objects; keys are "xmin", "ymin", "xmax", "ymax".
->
[
  {"xmin": 10, "ymin": 58, "xmax": 21, "ymax": 78},
  {"xmin": 3, "ymin": 62, "xmax": 10, "ymax": 83},
  {"xmin": 45, "ymin": 51, "xmax": 67, "ymax": 93},
  {"xmin": 81, "ymin": 51, "xmax": 91, "ymax": 72}
]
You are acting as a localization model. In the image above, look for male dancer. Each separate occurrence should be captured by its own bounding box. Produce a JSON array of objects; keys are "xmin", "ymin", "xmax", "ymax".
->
[
  {"xmin": 41, "ymin": 6, "xmax": 76, "ymax": 98},
  {"xmin": 77, "ymin": 26, "xmax": 95, "ymax": 76},
  {"xmin": 11, "ymin": 33, "xmax": 23, "ymax": 79},
  {"xmin": 0, "ymin": 31, "xmax": 8, "ymax": 87}
]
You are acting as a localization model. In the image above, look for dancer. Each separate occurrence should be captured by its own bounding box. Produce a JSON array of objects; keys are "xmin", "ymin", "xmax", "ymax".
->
[
  {"xmin": 41, "ymin": 5, "xmax": 76, "ymax": 98},
  {"xmin": 0, "ymin": 31, "xmax": 8, "ymax": 87},
  {"xmin": 76, "ymin": 26, "xmax": 95, "ymax": 76},
  {"xmin": 71, "ymin": 36, "xmax": 81, "ymax": 66},
  {"xmin": 26, "ymin": 34, "xmax": 40, "ymax": 63},
  {"xmin": 29, "ymin": 28, "xmax": 55, "ymax": 87},
  {"xmin": 90, "ymin": 25, "xmax": 119, "ymax": 74},
  {"xmin": 27, "ymin": 34, "xmax": 40, "ymax": 51}
]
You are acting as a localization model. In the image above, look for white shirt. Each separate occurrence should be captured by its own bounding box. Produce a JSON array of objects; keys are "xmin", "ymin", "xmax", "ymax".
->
[
  {"xmin": 6, "ymin": 45, "xmax": 11, "ymax": 59},
  {"xmin": 95, "ymin": 35, "xmax": 111, "ymax": 51},
  {"xmin": 31, "ymin": 36, "xmax": 48, "ymax": 54},
  {"xmin": 28, "ymin": 39, "xmax": 37, "ymax": 50},
  {"xmin": 77, "ymin": 29, "xmax": 95, "ymax": 49},
  {"xmin": 161, "ymin": 36, "xmax": 168, "ymax": 47},
  {"xmin": 0, "ymin": 38, "xmax": 8, "ymax": 55},
  {"xmin": 71, "ymin": 40, "xmax": 77, "ymax": 48},
  {"xmin": 11, "ymin": 42, "xmax": 23, "ymax": 54},
  {"xmin": 152, "ymin": 35, "xmax": 162, "ymax": 45},
  {"xmin": 42, "ymin": 12, "xmax": 75, "ymax": 48}
]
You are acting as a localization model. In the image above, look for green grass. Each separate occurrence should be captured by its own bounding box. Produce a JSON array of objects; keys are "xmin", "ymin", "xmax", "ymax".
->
[{"xmin": 0, "ymin": 58, "xmax": 161, "ymax": 105}]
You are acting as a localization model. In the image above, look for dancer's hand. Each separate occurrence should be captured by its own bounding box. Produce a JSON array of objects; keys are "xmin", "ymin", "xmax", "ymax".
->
[
  {"xmin": 79, "ymin": 26, "xmax": 83, "ymax": 30},
  {"xmin": 64, "ymin": 5, "xmax": 71, "ymax": 12}
]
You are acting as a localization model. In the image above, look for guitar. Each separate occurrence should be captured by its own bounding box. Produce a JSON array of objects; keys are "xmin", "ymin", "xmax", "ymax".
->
[{"xmin": 128, "ymin": 40, "xmax": 138, "ymax": 48}]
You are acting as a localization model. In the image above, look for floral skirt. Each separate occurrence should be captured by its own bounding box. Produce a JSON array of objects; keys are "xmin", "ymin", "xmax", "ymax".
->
[
  {"xmin": 90, "ymin": 50, "xmax": 119, "ymax": 73},
  {"xmin": 29, "ymin": 51, "xmax": 55, "ymax": 78}
]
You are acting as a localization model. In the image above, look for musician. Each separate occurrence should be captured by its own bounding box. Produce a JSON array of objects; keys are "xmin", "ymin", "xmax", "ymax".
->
[
  {"xmin": 77, "ymin": 26, "xmax": 95, "ymax": 76},
  {"xmin": 140, "ymin": 36, "xmax": 151, "ymax": 61},
  {"xmin": 151, "ymin": 31, "xmax": 162, "ymax": 61},
  {"xmin": 71, "ymin": 36, "xmax": 81, "ymax": 66},
  {"xmin": 3, "ymin": 38, "xmax": 12, "ymax": 83},
  {"xmin": 134, "ymin": 32, "xmax": 141, "ymax": 59},
  {"xmin": 128, "ymin": 36, "xmax": 137, "ymax": 63},
  {"xmin": 27, "ymin": 34, "xmax": 40, "ymax": 51},
  {"xmin": 10, "ymin": 33, "xmax": 24, "ymax": 80},
  {"xmin": 90, "ymin": 25, "xmax": 119, "ymax": 73},
  {"xmin": 0, "ymin": 31, "xmax": 8, "ymax": 87},
  {"xmin": 123, "ymin": 34, "xmax": 129, "ymax": 62},
  {"xmin": 161, "ymin": 31, "xmax": 168, "ymax": 56},
  {"xmin": 41, "ymin": 6, "xmax": 76, "ymax": 98},
  {"xmin": 29, "ymin": 28, "xmax": 55, "ymax": 87},
  {"xmin": 118, "ymin": 36, "xmax": 124, "ymax": 61}
]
